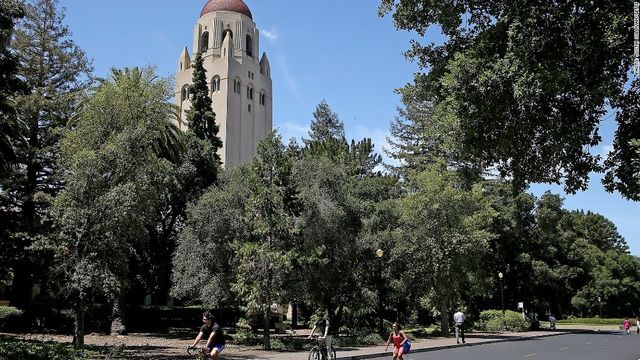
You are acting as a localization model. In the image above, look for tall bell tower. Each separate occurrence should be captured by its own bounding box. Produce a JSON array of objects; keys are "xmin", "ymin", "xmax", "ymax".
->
[{"xmin": 175, "ymin": 0, "xmax": 272, "ymax": 167}]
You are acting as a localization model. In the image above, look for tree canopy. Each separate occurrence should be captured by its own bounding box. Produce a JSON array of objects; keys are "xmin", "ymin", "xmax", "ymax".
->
[{"xmin": 380, "ymin": 0, "xmax": 638, "ymax": 197}]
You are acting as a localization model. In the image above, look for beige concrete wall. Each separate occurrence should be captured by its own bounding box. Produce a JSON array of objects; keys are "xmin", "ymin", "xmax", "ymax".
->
[{"xmin": 174, "ymin": 9, "xmax": 272, "ymax": 167}]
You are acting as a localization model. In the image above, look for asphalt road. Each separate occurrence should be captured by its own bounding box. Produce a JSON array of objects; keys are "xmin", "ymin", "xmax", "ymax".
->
[{"xmin": 369, "ymin": 332, "xmax": 640, "ymax": 360}]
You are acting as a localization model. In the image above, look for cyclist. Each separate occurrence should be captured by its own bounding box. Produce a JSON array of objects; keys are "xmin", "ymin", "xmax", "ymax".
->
[
  {"xmin": 189, "ymin": 311, "xmax": 225, "ymax": 359},
  {"xmin": 308, "ymin": 311, "xmax": 334, "ymax": 359}
]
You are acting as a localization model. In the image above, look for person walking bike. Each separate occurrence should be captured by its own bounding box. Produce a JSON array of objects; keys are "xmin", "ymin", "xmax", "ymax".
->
[
  {"xmin": 453, "ymin": 309, "xmax": 466, "ymax": 344},
  {"xmin": 188, "ymin": 311, "xmax": 225, "ymax": 359},
  {"xmin": 385, "ymin": 322, "xmax": 408, "ymax": 360},
  {"xmin": 308, "ymin": 312, "xmax": 334, "ymax": 360}
]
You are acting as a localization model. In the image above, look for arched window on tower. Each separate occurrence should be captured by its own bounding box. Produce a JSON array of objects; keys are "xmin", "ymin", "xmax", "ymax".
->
[
  {"xmin": 259, "ymin": 91, "xmax": 266, "ymax": 106},
  {"xmin": 211, "ymin": 76, "xmax": 221, "ymax": 93},
  {"xmin": 200, "ymin": 32, "xmax": 209, "ymax": 53},
  {"xmin": 247, "ymin": 85, "xmax": 254, "ymax": 101},
  {"xmin": 233, "ymin": 78, "xmax": 241, "ymax": 94},
  {"xmin": 181, "ymin": 85, "xmax": 190, "ymax": 102},
  {"xmin": 246, "ymin": 35, "xmax": 253, "ymax": 58}
]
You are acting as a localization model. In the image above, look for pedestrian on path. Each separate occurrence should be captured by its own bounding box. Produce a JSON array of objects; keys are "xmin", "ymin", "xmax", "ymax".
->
[
  {"xmin": 623, "ymin": 317, "xmax": 631, "ymax": 335},
  {"xmin": 636, "ymin": 317, "xmax": 640, "ymax": 335},
  {"xmin": 385, "ymin": 322, "xmax": 408, "ymax": 360},
  {"xmin": 453, "ymin": 309, "xmax": 466, "ymax": 344}
]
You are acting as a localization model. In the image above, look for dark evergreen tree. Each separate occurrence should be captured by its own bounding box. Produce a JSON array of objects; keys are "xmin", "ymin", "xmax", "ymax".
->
[
  {"xmin": 2, "ymin": 0, "xmax": 92, "ymax": 308},
  {"xmin": 0, "ymin": 0, "xmax": 25, "ymax": 285},
  {"xmin": 0, "ymin": 0, "xmax": 25, "ymax": 176},
  {"xmin": 186, "ymin": 51, "xmax": 223, "ymax": 154},
  {"xmin": 306, "ymin": 99, "xmax": 345, "ymax": 143}
]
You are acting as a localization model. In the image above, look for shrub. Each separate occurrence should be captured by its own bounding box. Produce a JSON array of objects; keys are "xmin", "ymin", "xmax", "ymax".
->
[
  {"xmin": 333, "ymin": 333, "xmax": 382, "ymax": 347},
  {"xmin": 269, "ymin": 337, "xmax": 308, "ymax": 351},
  {"xmin": 0, "ymin": 306, "xmax": 22, "ymax": 319},
  {"xmin": 404, "ymin": 325, "xmax": 440, "ymax": 338},
  {"xmin": 0, "ymin": 338, "xmax": 83, "ymax": 360},
  {"xmin": 232, "ymin": 318, "xmax": 261, "ymax": 346},
  {"xmin": 557, "ymin": 318, "xmax": 624, "ymax": 325},
  {"xmin": 475, "ymin": 310, "xmax": 531, "ymax": 332}
]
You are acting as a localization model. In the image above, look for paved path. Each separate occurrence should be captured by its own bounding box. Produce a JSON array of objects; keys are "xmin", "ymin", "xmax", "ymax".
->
[
  {"xmin": 364, "ymin": 331, "xmax": 640, "ymax": 360},
  {"xmin": 1, "ymin": 328, "xmax": 611, "ymax": 360},
  {"xmin": 248, "ymin": 331, "xmax": 564, "ymax": 360}
]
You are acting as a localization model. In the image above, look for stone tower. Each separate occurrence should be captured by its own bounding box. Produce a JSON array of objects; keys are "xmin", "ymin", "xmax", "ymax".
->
[{"xmin": 175, "ymin": 0, "xmax": 272, "ymax": 167}]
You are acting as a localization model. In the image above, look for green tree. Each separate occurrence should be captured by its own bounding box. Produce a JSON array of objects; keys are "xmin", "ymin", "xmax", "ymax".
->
[
  {"xmin": 2, "ymin": 0, "xmax": 92, "ymax": 308},
  {"xmin": 393, "ymin": 167, "xmax": 494, "ymax": 336},
  {"xmin": 146, "ymin": 51, "xmax": 223, "ymax": 305},
  {"xmin": 380, "ymin": 0, "xmax": 636, "ymax": 194},
  {"xmin": 53, "ymin": 67, "xmax": 178, "ymax": 346},
  {"xmin": 294, "ymin": 155, "xmax": 367, "ymax": 331},
  {"xmin": 386, "ymin": 87, "xmax": 480, "ymax": 184},
  {"xmin": 0, "ymin": 0, "xmax": 25, "ymax": 175},
  {"xmin": 232, "ymin": 131, "xmax": 300, "ymax": 350},
  {"xmin": 171, "ymin": 167, "xmax": 249, "ymax": 306},
  {"xmin": 186, "ymin": 51, "xmax": 223, "ymax": 152},
  {"xmin": 0, "ymin": 0, "xmax": 25, "ymax": 283},
  {"xmin": 604, "ymin": 81, "xmax": 640, "ymax": 201},
  {"xmin": 306, "ymin": 99, "xmax": 345, "ymax": 143}
]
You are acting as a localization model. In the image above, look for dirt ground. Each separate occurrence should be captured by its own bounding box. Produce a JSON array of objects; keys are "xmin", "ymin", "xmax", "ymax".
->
[{"xmin": 1, "ymin": 330, "xmax": 278, "ymax": 359}]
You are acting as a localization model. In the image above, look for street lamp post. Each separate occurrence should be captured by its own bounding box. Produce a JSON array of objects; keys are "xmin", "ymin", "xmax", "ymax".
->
[
  {"xmin": 376, "ymin": 249, "xmax": 384, "ymax": 336},
  {"xmin": 498, "ymin": 271, "xmax": 505, "ymax": 330}
]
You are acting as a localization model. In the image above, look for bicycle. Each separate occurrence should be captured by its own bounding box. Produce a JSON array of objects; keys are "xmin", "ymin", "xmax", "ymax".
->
[
  {"xmin": 187, "ymin": 345, "xmax": 225, "ymax": 360},
  {"xmin": 308, "ymin": 336, "xmax": 336, "ymax": 360}
]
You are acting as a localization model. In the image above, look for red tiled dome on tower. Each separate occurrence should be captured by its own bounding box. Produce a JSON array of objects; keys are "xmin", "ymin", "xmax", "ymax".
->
[{"xmin": 200, "ymin": 0, "xmax": 253, "ymax": 19}]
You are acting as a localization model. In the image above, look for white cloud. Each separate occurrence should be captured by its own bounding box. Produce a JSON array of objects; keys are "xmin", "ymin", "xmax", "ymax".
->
[
  {"xmin": 261, "ymin": 27, "xmax": 279, "ymax": 42},
  {"xmin": 277, "ymin": 121, "xmax": 308, "ymax": 143}
]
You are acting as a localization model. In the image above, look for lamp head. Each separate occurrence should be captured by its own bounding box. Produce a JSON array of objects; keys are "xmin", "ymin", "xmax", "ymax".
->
[{"xmin": 376, "ymin": 249, "xmax": 384, "ymax": 258}]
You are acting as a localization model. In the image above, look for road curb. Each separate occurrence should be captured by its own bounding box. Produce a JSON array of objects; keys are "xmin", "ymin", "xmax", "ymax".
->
[{"xmin": 335, "ymin": 331, "xmax": 574, "ymax": 360}]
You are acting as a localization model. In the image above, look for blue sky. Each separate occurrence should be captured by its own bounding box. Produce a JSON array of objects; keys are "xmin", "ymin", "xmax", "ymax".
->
[{"xmin": 56, "ymin": 0, "xmax": 640, "ymax": 254}]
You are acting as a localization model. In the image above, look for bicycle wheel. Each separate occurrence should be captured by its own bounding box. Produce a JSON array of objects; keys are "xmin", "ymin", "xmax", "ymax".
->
[{"xmin": 308, "ymin": 347, "xmax": 320, "ymax": 360}]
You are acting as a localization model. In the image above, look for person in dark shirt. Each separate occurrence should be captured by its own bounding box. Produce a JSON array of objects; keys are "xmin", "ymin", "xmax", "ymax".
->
[
  {"xmin": 308, "ymin": 312, "xmax": 333, "ymax": 359},
  {"xmin": 189, "ymin": 311, "xmax": 225, "ymax": 359}
]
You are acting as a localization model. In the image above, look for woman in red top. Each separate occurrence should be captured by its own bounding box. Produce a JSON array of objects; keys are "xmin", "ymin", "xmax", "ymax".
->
[{"xmin": 385, "ymin": 322, "xmax": 407, "ymax": 360}]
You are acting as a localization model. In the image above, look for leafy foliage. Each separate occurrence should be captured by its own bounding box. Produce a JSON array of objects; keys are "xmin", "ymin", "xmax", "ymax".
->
[
  {"xmin": 0, "ymin": 338, "xmax": 83, "ymax": 360},
  {"xmin": 0, "ymin": 305, "xmax": 22, "ymax": 319},
  {"xmin": 232, "ymin": 131, "xmax": 300, "ymax": 350},
  {"xmin": 1, "ymin": 0, "xmax": 92, "ymax": 307},
  {"xmin": 306, "ymin": 99, "xmax": 345, "ymax": 143},
  {"xmin": 186, "ymin": 51, "xmax": 223, "ymax": 153},
  {"xmin": 475, "ymin": 310, "xmax": 532, "ymax": 332},
  {"xmin": 53, "ymin": 67, "xmax": 179, "ymax": 344},
  {"xmin": 171, "ymin": 168, "xmax": 249, "ymax": 306},
  {"xmin": 0, "ymin": 0, "xmax": 25, "ymax": 175},
  {"xmin": 392, "ymin": 167, "xmax": 495, "ymax": 335},
  {"xmin": 380, "ymin": 0, "xmax": 637, "ymax": 195}
]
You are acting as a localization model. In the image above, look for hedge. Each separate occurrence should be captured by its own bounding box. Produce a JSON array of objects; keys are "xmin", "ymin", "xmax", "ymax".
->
[
  {"xmin": 0, "ymin": 338, "xmax": 83, "ymax": 360},
  {"xmin": 475, "ymin": 310, "xmax": 532, "ymax": 332},
  {"xmin": 0, "ymin": 306, "xmax": 22, "ymax": 319},
  {"xmin": 557, "ymin": 318, "xmax": 625, "ymax": 325}
]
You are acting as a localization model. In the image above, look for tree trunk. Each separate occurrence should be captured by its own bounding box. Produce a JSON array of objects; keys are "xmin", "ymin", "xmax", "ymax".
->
[
  {"xmin": 9, "ymin": 262, "xmax": 32, "ymax": 309},
  {"xmin": 73, "ymin": 299, "xmax": 85, "ymax": 348},
  {"xmin": 440, "ymin": 299, "xmax": 449, "ymax": 337},
  {"xmin": 291, "ymin": 303, "xmax": 298, "ymax": 329},
  {"xmin": 110, "ymin": 290, "xmax": 127, "ymax": 335},
  {"xmin": 263, "ymin": 305, "xmax": 271, "ymax": 350}
]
